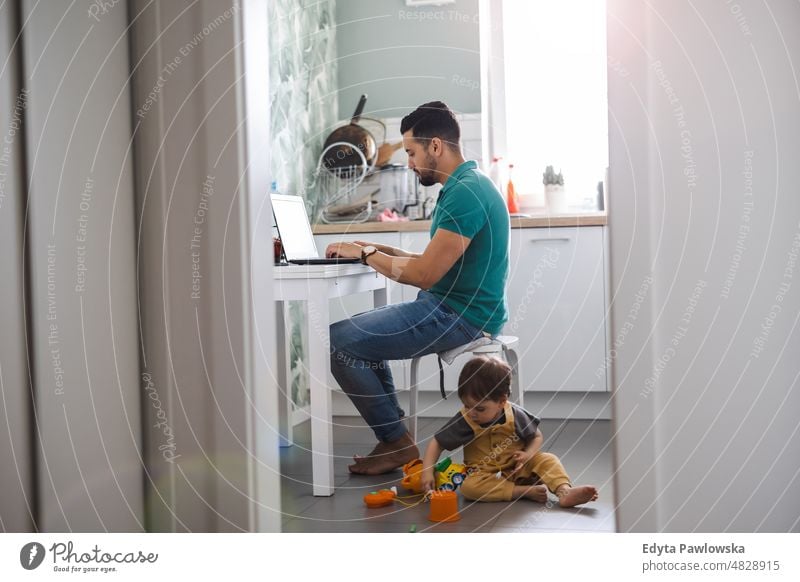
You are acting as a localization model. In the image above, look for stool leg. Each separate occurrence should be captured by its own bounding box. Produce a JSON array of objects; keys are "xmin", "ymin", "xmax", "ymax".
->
[
  {"xmin": 276, "ymin": 301, "xmax": 293, "ymax": 447},
  {"xmin": 504, "ymin": 347, "xmax": 523, "ymax": 409},
  {"xmin": 409, "ymin": 358, "xmax": 420, "ymax": 442}
]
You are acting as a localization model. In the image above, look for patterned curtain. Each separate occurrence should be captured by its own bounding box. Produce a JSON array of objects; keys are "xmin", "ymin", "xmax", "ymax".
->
[{"xmin": 269, "ymin": 0, "xmax": 338, "ymax": 408}]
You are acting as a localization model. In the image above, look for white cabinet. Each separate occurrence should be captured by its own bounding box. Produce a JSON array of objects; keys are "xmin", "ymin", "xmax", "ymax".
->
[
  {"xmin": 506, "ymin": 227, "xmax": 607, "ymax": 392},
  {"xmin": 398, "ymin": 227, "xmax": 608, "ymax": 393}
]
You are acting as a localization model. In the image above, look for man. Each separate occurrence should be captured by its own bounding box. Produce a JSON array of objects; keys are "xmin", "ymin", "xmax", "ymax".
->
[{"xmin": 326, "ymin": 101, "xmax": 510, "ymax": 475}]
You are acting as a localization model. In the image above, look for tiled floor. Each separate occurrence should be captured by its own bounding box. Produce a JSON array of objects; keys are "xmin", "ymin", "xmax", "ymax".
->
[{"xmin": 280, "ymin": 416, "xmax": 616, "ymax": 533}]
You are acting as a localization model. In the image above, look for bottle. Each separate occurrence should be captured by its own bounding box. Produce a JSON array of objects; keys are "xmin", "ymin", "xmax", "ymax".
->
[
  {"xmin": 488, "ymin": 156, "xmax": 504, "ymax": 192},
  {"xmin": 270, "ymin": 180, "xmax": 283, "ymax": 263},
  {"xmin": 506, "ymin": 163, "xmax": 519, "ymax": 214}
]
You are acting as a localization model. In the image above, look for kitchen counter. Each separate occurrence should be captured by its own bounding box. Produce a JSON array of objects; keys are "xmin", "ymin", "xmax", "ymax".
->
[{"xmin": 312, "ymin": 212, "xmax": 607, "ymax": 234}]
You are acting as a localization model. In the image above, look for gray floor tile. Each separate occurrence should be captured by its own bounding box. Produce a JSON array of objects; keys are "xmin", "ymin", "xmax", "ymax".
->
[
  {"xmin": 287, "ymin": 477, "xmax": 511, "ymax": 531},
  {"xmin": 414, "ymin": 519, "xmax": 496, "ymax": 533},
  {"xmin": 280, "ymin": 447, "xmax": 361, "ymax": 478},
  {"xmin": 280, "ymin": 519, "xmax": 393, "ymax": 533},
  {"xmin": 338, "ymin": 471, "xmax": 409, "ymax": 491},
  {"xmin": 280, "ymin": 517, "xmax": 495, "ymax": 533},
  {"xmin": 549, "ymin": 419, "xmax": 612, "ymax": 458},
  {"xmin": 281, "ymin": 505, "xmax": 499, "ymax": 533},
  {"xmin": 279, "ymin": 473, "xmax": 356, "ymax": 524},
  {"xmin": 538, "ymin": 419, "xmax": 570, "ymax": 449},
  {"xmin": 489, "ymin": 526, "xmax": 606, "ymax": 534},
  {"xmin": 280, "ymin": 416, "xmax": 617, "ymax": 533},
  {"xmin": 280, "ymin": 485, "xmax": 318, "ymax": 521},
  {"xmin": 491, "ymin": 498, "xmax": 615, "ymax": 532},
  {"xmin": 546, "ymin": 420, "xmax": 615, "ymax": 503},
  {"xmin": 558, "ymin": 454, "xmax": 615, "ymax": 492}
]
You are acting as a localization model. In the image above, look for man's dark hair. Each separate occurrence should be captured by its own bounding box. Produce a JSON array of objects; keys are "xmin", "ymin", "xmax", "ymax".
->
[
  {"xmin": 457, "ymin": 356, "xmax": 511, "ymax": 403},
  {"xmin": 400, "ymin": 101, "xmax": 461, "ymax": 150}
]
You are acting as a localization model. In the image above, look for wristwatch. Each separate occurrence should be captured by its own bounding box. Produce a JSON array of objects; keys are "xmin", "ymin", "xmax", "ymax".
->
[{"xmin": 361, "ymin": 245, "xmax": 378, "ymax": 265}]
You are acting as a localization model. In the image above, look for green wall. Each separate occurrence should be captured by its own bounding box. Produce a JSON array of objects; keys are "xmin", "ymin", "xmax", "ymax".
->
[{"xmin": 335, "ymin": 0, "xmax": 482, "ymax": 119}]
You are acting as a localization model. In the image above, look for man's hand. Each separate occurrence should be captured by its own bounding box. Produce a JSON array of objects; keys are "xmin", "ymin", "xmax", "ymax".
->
[
  {"xmin": 325, "ymin": 241, "xmax": 363, "ymax": 259},
  {"xmin": 510, "ymin": 449, "xmax": 534, "ymax": 475},
  {"xmin": 421, "ymin": 469, "xmax": 436, "ymax": 493}
]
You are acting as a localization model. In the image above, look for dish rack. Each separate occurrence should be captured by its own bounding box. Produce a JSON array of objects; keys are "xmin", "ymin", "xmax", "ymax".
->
[{"xmin": 312, "ymin": 141, "xmax": 373, "ymax": 224}]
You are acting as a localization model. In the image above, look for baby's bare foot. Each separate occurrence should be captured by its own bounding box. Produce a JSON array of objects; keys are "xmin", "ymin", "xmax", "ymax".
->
[
  {"xmin": 558, "ymin": 485, "xmax": 598, "ymax": 508},
  {"xmin": 523, "ymin": 484, "xmax": 548, "ymax": 503}
]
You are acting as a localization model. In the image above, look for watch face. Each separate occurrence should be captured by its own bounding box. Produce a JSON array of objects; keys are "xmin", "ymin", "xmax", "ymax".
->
[{"xmin": 362, "ymin": 245, "xmax": 376, "ymax": 265}]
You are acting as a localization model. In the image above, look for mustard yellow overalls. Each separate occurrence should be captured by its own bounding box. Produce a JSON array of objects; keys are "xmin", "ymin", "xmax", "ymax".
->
[{"xmin": 459, "ymin": 402, "xmax": 572, "ymax": 502}]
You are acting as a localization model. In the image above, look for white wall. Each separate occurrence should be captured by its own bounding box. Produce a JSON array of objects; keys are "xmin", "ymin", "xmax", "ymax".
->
[
  {"xmin": 22, "ymin": 0, "xmax": 143, "ymax": 531},
  {"xmin": 608, "ymin": 0, "xmax": 800, "ymax": 531},
  {"xmin": 0, "ymin": 0, "xmax": 34, "ymax": 532},
  {"xmin": 130, "ymin": 0, "xmax": 279, "ymax": 532}
]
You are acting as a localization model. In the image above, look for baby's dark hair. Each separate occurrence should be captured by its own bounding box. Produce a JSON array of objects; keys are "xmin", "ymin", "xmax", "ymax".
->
[{"xmin": 457, "ymin": 356, "xmax": 511, "ymax": 403}]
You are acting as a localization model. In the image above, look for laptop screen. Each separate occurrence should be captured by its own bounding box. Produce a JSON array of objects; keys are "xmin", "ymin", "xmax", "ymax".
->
[{"xmin": 271, "ymin": 194, "xmax": 319, "ymax": 260}]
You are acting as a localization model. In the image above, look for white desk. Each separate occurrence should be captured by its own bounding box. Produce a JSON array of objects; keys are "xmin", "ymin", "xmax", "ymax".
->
[{"xmin": 273, "ymin": 263, "xmax": 390, "ymax": 496}]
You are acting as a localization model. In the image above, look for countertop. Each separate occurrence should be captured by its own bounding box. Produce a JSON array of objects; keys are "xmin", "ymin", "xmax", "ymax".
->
[{"xmin": 312, "ymin": 212, "xmax": 607, "ymax": 234}]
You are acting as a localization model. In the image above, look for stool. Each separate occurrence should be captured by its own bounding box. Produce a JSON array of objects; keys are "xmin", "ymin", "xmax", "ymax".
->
[{"xmin": 407, "ymin": 335, "xmax": 521, "ymax": 441}]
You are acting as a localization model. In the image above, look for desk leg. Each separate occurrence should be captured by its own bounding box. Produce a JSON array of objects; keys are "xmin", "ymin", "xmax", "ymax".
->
[
  {"xmin": 276, "ymin": 301, "xmax": 293, "ymax": 447},
  {"xmin": 308, "ymin": 285, "xmax": 334, "ymax": 496},
  {"xmin": 373, "ymin": 275, "xmax": 390, "ymax": 308}
]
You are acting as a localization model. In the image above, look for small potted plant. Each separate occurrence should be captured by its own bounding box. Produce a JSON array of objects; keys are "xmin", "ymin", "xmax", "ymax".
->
[{"xmin": 543, "ymin": 165, "xmax": 567, "ymax": 214}]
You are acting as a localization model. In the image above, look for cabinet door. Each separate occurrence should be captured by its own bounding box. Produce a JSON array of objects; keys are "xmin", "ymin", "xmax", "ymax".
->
[{"xmin": 506, "ymin": 227, "xmax": 607, "ymax": 392}]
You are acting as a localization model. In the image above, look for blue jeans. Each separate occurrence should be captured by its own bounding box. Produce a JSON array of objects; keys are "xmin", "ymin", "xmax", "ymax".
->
[{"xmin": 330, "ymin": 290, "xmax": 483, "ymax": 442}]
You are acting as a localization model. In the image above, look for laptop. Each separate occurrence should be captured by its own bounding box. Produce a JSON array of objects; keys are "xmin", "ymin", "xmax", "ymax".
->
[{"xmin": 271, "ymin": 194, "xmax": 360, "ymax": 265}]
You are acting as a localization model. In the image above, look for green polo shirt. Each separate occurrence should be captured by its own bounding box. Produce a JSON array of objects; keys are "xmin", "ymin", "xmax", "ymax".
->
[{"xmin": 428, "ymin": 160, "xmax": 509, "ymax": 335}]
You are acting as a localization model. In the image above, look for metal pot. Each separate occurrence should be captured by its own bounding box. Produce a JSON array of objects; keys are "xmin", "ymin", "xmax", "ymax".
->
[
  {"xmin": 375, "ymin": 164, "xmax": 418, "ymax": 215},
  {"xmin": 322, "ymin": 94, "xmax": 377, "ymax": 173}
]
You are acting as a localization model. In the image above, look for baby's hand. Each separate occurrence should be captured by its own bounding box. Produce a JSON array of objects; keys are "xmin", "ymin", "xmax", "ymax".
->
[
  {"xmin": 421, "ymin": 470, "xmax": 436, "ymax": 493},
  {"xmin": 510, "ymin": 450, "xmax": 533, "ymax": 474}
]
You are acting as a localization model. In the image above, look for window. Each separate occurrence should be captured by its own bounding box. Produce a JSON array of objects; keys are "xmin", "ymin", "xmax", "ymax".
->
[{"xmin": 487, "ymin": 0, "xmax": 608, "ymax": 205}]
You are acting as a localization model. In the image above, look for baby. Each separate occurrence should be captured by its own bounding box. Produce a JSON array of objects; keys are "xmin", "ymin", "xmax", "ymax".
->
[{"xmin": 421, "ymin": 356, "xmax": 598, "ymax": 507}]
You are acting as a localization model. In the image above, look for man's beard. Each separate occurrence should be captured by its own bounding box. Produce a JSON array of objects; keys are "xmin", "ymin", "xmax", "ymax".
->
[{"xmin": 416, "ymin": 154, "xmax": 438, "ymax": 187}]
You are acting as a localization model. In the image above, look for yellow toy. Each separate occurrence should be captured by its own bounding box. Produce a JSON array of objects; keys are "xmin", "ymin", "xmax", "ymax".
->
[
  {"xmin": 401, "ymin": 457, "xmax": 468, "ymax": 493},
  {"xmin": 434, "ymin": 457, "xmax": 467, "ymax": 491}
]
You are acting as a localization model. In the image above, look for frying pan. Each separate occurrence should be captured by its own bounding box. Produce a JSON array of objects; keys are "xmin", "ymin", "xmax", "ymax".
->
[{"xmin": 322, "ymin": 94, "xmax": 377, "ymax": 173}]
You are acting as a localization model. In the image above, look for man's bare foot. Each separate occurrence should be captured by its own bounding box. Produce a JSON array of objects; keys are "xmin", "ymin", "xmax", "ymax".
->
[
  {"xmin": 352, "ymin": 440, "xmax": 390, "ymax": 463},
  {"xmin": 348, "ymin": 432, "xmax": 419, "ymax": 475},
  {"xmin": 521, "ymin": 484, "xmax": 548, "ymax": 502},
  {"xmin": 556, "ymin": 485, "xmax": 598, "ymax": 508}
]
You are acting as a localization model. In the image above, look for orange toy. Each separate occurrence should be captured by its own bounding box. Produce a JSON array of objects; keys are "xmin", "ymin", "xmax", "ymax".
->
[
  {"xmin": 428, "ymin": 490, "xmax": 460, "ymax": 523},
  {"xmin": 401, "ymin": 459, "xmax": 425, "ymax": 493},
  {"xmin": 364, "ymin": 488, "xmax": 397, "ymax": 508}
]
